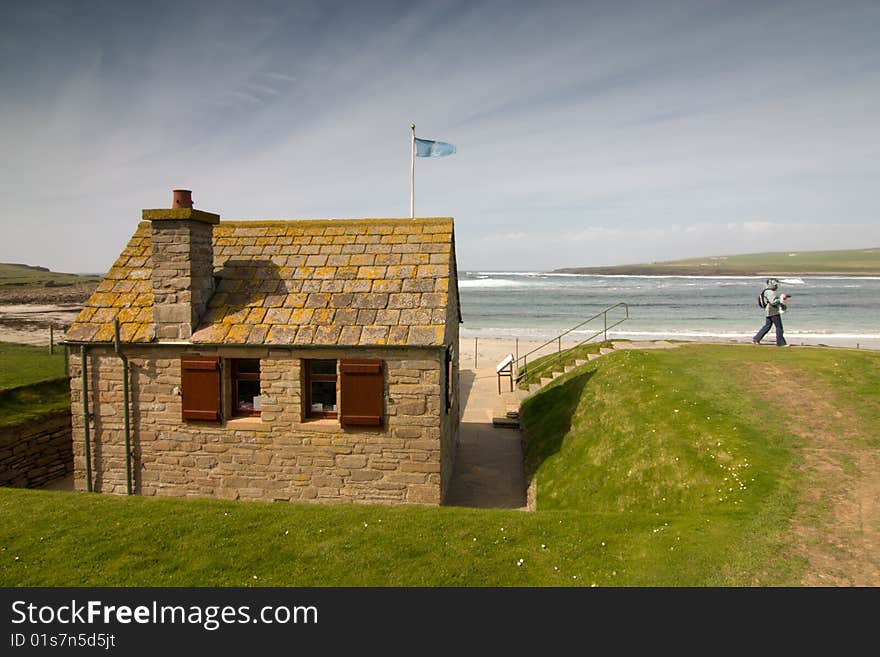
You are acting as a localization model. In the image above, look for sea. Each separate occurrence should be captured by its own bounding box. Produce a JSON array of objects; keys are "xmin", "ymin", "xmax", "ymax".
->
[{"xmin": 458, "ymin": 272, "xmax": 880, "ymax": 350}]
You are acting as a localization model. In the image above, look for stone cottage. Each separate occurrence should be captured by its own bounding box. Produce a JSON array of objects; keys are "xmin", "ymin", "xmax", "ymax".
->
[{"xmin": 64, "ymin": 190, "xmax": 461, "ymax": 505}]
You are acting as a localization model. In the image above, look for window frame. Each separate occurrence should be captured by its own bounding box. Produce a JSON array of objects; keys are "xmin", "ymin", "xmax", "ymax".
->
[
  {"xmin": 230, "ymin": 358, "xmax": 261, "ymax": 418},
  {"xmin": 304, "ymin": 359, "xmax": 338, "ymax": 420}
]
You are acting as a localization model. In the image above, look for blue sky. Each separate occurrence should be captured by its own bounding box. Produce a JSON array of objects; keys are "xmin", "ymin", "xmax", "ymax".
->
[{"xmin": 2, "ymin": 0, "xmax": 879, "ymax": 272}]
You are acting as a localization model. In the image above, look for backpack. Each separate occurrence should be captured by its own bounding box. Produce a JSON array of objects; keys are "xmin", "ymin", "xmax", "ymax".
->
[{"xmin": 757, "ymin": 288, "xmax": 770, "ymax": 309}]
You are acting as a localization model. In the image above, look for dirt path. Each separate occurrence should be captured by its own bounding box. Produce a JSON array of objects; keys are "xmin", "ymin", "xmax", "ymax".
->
[{"xmin": 746, "ymin": 363, "xmax": 880, "ymax": 586}]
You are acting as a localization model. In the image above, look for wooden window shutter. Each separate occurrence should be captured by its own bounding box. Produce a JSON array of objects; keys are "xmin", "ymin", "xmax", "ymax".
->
[
  {"xmin": 339, "ymin": 359, "xmax": 384, "ymax": 427},
  {"xmin": 181, "ymin": 355, "xmax": 221, "ymax": 422}
]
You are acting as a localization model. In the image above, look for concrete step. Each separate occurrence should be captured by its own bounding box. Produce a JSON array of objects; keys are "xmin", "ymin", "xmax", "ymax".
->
[
  {"xmin": 587, "ymin": 353, "xmax": 601, "ymax": 361},
  {"xmin": 492, "ymin": 415, "xmax": 520, "ymax": 428},
  {"xmin": 599, "ymin": 347, "xmax": 615, "ymax": 355},
  {"xmin": 575, "ymin": 359, "xmax": 587, "ymax": 366},
  {"xmin": 529, "ymin": 383, "xmax": 541, "ymax": 392}
]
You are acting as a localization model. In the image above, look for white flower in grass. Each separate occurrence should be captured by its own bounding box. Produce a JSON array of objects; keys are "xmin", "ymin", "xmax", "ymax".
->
[
  {"xmin": 541, "ymin": 544, "xmax": 547, "ymax": 549},
  {"xmin": 517, "ymin": 558, "xmax": 524, "ymax": 567}
]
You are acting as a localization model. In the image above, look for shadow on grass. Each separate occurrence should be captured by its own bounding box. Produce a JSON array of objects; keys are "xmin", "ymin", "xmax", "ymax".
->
[{"xmin": 520, "ymin": 370, "xmax": 594, "ymax": 497}]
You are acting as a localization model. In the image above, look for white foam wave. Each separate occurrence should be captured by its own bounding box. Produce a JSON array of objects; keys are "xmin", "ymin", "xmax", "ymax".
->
[{"xmin": 458, "ymin": 278, "xmax": 529, "ymax": 288}]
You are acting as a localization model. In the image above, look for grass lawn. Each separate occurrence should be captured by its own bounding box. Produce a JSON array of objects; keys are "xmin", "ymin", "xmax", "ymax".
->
[
  {"xmin": 0, "ymin": 342, "xmax": 67, "ymax": 390},
  {"xmin": 0, "ymin": 342, "xmax": 69, "ymax": 428},
  {"xmin": 1, "ymin": 344, "xmax": 876, "ymax": 586}
]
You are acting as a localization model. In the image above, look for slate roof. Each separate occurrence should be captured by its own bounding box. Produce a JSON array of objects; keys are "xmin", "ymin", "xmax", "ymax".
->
[{"xmin": 66, "ymin": 217, "xmax": 457, "ymax": 347}]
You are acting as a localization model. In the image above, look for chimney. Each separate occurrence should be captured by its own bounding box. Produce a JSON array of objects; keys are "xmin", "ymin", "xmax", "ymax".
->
[{"xmin": 143, "ymin": 189, "xmax": 219, "ymax": 341}]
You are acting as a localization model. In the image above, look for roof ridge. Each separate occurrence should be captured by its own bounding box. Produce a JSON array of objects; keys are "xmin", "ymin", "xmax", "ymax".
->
[{"xmin": 219, "ymin": 217, "xmax": 453, "ymax": 226}]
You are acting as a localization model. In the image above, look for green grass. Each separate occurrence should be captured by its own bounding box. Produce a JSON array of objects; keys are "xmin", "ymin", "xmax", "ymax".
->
[
  {"xmin": 555, "ymin": 247, "xmax": 880, "ymax": 275},
  {"xmin": 0, "ymin": 379, "xmax": 71, "ymax": 429},
  {"xmin": 521, "ymin": 344, "xmax": 879, "ymax": 585},
  {"xmin": 1, "ymin": 344, "xmax": 876, "ymax": 586},
  {"xmin": 0, "ymin": 342, "xmax": 67, "ymax": 390},
  {"xmin": 0, "ymin": 342, "xmax": 70, "ymax": 429},
  {"xmin": 0, "ymin": 262, "xmax": 100, "ymax": 288}
]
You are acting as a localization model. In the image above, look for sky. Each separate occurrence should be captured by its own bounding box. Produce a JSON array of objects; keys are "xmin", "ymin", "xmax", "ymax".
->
[{"xmin": 1, "ymin": 0, "xmax": 879, "ymax": 273}]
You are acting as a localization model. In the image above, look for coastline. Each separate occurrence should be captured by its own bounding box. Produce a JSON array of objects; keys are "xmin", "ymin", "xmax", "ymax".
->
[{"xmin": 459, "ymin": 330, "xmax": 880, "ymax": 358}]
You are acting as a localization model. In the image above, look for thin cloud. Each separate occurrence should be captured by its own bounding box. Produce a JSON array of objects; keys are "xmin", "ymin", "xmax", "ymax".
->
[{"xmin": 1, "ymin": 0, "xmax": 878, "ymax": 272}]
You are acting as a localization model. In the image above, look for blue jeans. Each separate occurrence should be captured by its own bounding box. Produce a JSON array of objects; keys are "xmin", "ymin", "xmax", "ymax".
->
[{"xmin": 754, "ymin": 314, "xmax": 786, "ymax": 346}]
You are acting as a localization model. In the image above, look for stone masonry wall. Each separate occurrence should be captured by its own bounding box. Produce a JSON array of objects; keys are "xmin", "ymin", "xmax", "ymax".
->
[
  {"xmin": 150, "ymin": 219, "xmax": 215, "ymax": 340},
  {"xmin": 69, "ymin": 345, "xmax": 447, "ymax": 505},
  {"xmin": 0, "ymin": 410, "xmax": 72, "ymax": 488}
]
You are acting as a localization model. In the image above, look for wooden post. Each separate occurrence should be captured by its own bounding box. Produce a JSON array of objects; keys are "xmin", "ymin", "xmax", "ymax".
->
[
  {"xmin": 474, "ymin": 337, "xmax": 478, "ymax": 369},
  {"xmin": 49, "ymin": 325, "xmax": 54, "ymax": 354}
]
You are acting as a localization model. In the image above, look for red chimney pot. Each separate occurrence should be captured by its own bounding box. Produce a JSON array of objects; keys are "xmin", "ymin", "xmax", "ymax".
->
[{"xmin": 172, "ymin": 189, "xmax": 193, "ymax": 208}]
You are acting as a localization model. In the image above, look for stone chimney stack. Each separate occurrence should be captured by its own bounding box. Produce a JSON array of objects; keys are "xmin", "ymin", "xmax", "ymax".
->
[{"xmin": 143, "ymin": 189, "xmax": 219, "ymax": 341}]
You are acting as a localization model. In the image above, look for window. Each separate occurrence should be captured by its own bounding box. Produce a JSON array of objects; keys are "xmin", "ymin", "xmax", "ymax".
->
[
  {"xmin": 305, "ymin": 359, "xmax": 338, "ymax": 419},
  {"xmin": 180, "ymin": 355, "xmax": 221, "ymax": 422},
  {"xmin": 231, "ymin": 359, "xmax": 261, "ymax": 417}
]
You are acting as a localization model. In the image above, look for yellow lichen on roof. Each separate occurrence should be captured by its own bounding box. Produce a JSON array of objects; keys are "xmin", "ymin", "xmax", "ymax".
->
[
  {"xmin": 66, "ymin": 217, "xmax": 456, "ymax": 347},
  {"xmin": 65, "ymin": 222, "xmax": 155, "ymax": 343}
]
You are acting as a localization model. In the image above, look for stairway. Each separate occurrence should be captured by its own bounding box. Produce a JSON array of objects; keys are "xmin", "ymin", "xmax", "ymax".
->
[{"xmin": 491, "ymin": 340, "xmax": 678, "ymax": 428}]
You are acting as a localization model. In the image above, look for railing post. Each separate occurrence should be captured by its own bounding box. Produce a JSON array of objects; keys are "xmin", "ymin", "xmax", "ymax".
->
[{"xmin": 604, "ymin": 311, "xmax": 608, "ymax": 342}]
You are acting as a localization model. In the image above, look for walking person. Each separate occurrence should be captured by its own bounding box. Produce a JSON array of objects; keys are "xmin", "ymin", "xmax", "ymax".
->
[{"xmin": 753, "ymin": 278, "xmax": 790, "ymax": 346}]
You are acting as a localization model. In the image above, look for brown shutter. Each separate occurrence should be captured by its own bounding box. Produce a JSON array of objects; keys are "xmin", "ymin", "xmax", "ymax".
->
[
  {"xmin": 181, "ymin": 355, "xmax": 221, "ymax": 422},
  {"xmin": 339, "ymin": 359, "xmax": 383, "ymax": 427}
]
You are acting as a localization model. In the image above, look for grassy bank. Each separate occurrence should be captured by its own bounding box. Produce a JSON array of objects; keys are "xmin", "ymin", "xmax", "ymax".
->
[
  {"xmin": 1, "ymin": 344, "xmax": 876, "ymax": 586},
  {"xmin": 0, "ymin": 342, "xmax": 70, "ymax": 429},
  {"xmin": 554, "ymin": 247, "xmax": 880, "ymax": 276},
  {"xmin": 522, "ymin": 344, "xmax": 879, "ymax": 585}
]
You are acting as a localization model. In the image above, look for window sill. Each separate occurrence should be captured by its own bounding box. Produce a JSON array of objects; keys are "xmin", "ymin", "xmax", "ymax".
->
[
  {"xmin": 293, "ymin": 418, "xmax": 341, "ymax": 433},
  {"xmin": 225, "ymin": 416, "xmax": 263, "ymax": 428}
]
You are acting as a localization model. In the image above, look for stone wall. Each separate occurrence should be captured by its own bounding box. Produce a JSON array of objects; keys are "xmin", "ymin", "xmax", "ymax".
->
[
  {"xmin": 0, "ymin": 410, "xmax": 72, "ymax": 488},
  {"xmin": 69, "ymin": 345, "xmax": 450, "ymax": 505},
  {"xmin": 149, "ymin": 214, "xmax": 216, "ymax": 340}
]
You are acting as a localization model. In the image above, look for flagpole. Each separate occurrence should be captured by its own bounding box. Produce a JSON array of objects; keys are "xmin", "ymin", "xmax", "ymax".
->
[{"xmin": 410, "ymin": 123, "xmax": 415, "ymax": 219}]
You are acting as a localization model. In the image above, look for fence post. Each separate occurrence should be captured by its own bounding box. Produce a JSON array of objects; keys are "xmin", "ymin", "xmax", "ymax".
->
[
  {"xmin": 49, "ymin": 325, "xmax": 54, "ymax": 354},
  {"xmin": 474, "ymin": 338, "xmax": 478, "ymax": 369}
]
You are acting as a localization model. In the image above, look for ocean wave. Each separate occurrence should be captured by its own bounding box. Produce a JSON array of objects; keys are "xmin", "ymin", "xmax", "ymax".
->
[{"xmin": 458, "ymin": 279, "xmax": 530, "ymax": 289}]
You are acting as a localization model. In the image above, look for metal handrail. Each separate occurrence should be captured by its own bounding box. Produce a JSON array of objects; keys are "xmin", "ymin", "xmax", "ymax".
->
[{"xmin": 515, "ymin": 302, "xmax": 629, "ymax": 382}]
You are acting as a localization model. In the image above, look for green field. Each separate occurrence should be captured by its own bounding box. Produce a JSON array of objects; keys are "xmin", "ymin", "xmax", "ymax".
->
[
  {"xmin": 0, "ymin": 342, "xmax": 70, "ymax": 428},
  {"xmin": 554, "ymin": 247, "xmax": 880, "ymax": 276},
  {"xmin": 1, "ymin": 344, "xmax": 876, "ymax": 586},
  {"xmin": 0, "ymin": 262, "xmax": 100, "ymax": 288},
  {"xmin": 0, "ymin": 342, "xmax": 66, "ymax": 390}
]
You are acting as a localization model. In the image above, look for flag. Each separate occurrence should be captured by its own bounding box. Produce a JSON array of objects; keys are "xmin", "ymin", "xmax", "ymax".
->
[{"xmin": 415, "ymin": 137, "xmax": 456, "ymax": 157}]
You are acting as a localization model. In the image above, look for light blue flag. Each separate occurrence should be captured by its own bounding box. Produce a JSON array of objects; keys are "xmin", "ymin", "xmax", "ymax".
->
[{"xmin": 415, "ymin": 137, "xmax": 456, "ymax": 157}]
